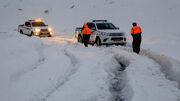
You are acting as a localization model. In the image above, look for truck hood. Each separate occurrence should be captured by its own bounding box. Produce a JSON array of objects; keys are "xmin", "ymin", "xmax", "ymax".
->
[
  {"xmin": 98, "ymin": 29, "xmax": 124, "ymax": 34},
  {"xmin": 32, "ymin": 26, "xmax": 49, "ymax": 29}
]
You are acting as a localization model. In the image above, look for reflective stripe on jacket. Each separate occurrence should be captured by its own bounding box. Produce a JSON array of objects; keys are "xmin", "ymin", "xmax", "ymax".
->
[
  {"xmin": 81, "ymin": 24, "xmax": 91, "ymax": 35},
  {"xmin": 131, "ymin": 26, "xmax": 142, "ymax": 34}
]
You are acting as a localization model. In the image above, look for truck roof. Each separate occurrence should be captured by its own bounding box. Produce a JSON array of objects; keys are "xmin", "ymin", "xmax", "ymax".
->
[
  {"xmin": 27, "ymin": 19, "xmax": 43, "ymax": 23},
  {"xmin": 92, "ymin": 20, "xmax": 107, "ymax": 22}
]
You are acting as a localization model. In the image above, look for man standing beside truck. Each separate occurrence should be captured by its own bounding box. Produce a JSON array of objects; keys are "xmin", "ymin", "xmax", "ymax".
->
[
  {"xmin": 131, "ymin": 22, "xmax": 142, "ymax": 54},
  {"xmin": 81, "ymin": 23, "xmax": 91, "ymax": 47}
]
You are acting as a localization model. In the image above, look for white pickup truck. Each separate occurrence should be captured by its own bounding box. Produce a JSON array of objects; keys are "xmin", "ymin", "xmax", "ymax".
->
[
  {"xmin": 18, "ymin": 19, "xmax": 53, "ymax": 37},
  {"xmin": 75, "ymin": 20, "xmax": 126, "ymax": 46}
]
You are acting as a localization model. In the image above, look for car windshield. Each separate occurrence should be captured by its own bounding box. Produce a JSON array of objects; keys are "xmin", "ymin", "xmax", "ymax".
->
[
  {"xmin": 96, "ymin": 23, "xmax": 117, "ymax": 30},
  {"xmin": 32, "ymin": 22, "xmax": 46, "ymax": 27}
]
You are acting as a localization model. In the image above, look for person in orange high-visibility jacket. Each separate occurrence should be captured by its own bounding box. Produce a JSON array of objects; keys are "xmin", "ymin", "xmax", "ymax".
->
[
  {"xmin": 81, "ymin": 23, "xmax": 91, "ymax": 47},
  {"xmin": 131, "ymin": 22, "xmax": 142, "ymax": 54}
]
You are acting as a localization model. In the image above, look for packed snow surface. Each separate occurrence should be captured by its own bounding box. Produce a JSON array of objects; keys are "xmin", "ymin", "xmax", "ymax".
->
[
  {"xmin": 1, "ymin": 32, "xmax": 180, "ymax": 101},
  {"xmin": 1, "ymin": 0, "xmax": 180, "ymax": 101}
]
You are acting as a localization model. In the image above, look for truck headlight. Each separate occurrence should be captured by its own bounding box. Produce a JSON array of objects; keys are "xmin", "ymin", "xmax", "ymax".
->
[
  {"xmin": 48, "ymin": 28, "xmax": 52, "ymax": 32},
  {"xmin": 35, "ymin": 28, "xmax": 40, "ymax": 32},
  {"xmin": 101, "ymin": 32, "xmax": 109, "ymax": 36}
]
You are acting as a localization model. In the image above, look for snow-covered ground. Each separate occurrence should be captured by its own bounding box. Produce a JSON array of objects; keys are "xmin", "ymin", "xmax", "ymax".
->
[{"xmin": 1, "ymin": 0, "xmax": 180, "ymax": 101}]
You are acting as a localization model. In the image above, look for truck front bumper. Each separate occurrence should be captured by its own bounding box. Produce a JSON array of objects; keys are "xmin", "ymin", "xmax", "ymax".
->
[
  {"xmin": 34, "ymin": 31, "xmax": 52, "ymax": 37},
  {"xmin": 101, "ymin": 36, "xmax": 126, "ymax": 45}
]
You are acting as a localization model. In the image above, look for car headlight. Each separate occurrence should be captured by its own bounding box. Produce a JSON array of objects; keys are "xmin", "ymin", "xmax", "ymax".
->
[
  {"xmin": 48, "ymin": 28, "xmax": 52, "ymax": 32},
  {"xmin": 35, "ymin": 28, "xmax": 40, "ymax": 32}
]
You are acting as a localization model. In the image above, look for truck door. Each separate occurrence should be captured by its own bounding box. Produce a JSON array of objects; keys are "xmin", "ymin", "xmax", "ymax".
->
[
  {"xmin": 24, "ymin": 22, "xmax": 31, "ymax": 35},
  {"xmin": 87, "ymin": 23, "xmax": 96, "ymax": 42}
]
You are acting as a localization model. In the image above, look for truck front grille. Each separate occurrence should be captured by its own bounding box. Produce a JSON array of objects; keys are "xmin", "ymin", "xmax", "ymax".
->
[
  {"xmin": 111, "ymin": 37, "xmax": 124, "ymax": 41},
  {"xmin": 39, "ymin": 32, "xmax": 50, "ymax": 37},
  {"xmin": 109, "ymin": 33, "xmax": 124, "ymax": 36},
  {"xmin": 41, "ymin": 29, "xmax": 48, "ymax": 32}
]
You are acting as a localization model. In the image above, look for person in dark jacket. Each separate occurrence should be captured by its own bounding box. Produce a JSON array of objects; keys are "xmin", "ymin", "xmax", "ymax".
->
[
  {"xmin": 81, "ymin": 23, "xmax": 91, "ymax": 47},
  {"xmin": 131, "ymin": 22, "xmax": 142, "ymax": 54}
]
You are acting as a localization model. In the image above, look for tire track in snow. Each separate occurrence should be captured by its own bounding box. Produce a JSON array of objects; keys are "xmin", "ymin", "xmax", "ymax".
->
[
  {"xmin": 10, "ymin": 42, "xmax": 46, "ymax": 81},
  {"xmin": 140, "ymin": 50, "xmax": 180, "ymax": 88},
  {"xmin": 104, "ymin": 45, "xmax": 180, "ymax": 101},
  {"xmin": 108, "ymin": 45, "xmax": 180, "ymax": 89},
  {"xmin": 38, "ymin": 49, "xmax": 79, "ymax": 101},
  {"xmin": 109, "ymin": 54, "xmax": 132, "ymax": 101},
  {"xmin": 108, "ymin": 43, "xmax": 180, "ymax": 88},
  {"xmin": 44, "ymin": 36, "xmax": 77, "ymax": 44},
  {"xmin": 43, "ymin": 38, "xmax": 133, "ymax": 101}
]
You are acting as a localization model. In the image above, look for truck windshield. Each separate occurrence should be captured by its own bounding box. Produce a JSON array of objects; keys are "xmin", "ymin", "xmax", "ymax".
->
[
  {"xmin": 96, "ymin": 23, "xmax": 117, "ymax": 30},
  {"xmin": 32, "ymin": 22, "xmax": 46, "ymax": 27}
]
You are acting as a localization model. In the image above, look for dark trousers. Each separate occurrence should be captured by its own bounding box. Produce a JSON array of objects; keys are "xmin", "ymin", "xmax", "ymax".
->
[
  {"xmin": 83, "ymin": 34, "xmax": 90, "ymax": 47},
  {"xmin": 132, "ymin": 34, "xmax": 141, "ymax": 54}
]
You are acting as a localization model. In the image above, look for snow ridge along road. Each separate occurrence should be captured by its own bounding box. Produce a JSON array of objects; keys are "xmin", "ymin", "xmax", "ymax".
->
[
  {"xmin": 141, "ymin": 50, "xmax": 180, "ymax": 88},
  {"xmin": 109, "ymin": 47, "xmax": 180, "ymax": 101},
  {"xmin": 111, "ymin": 44, "xmax": 180, "ymax": 89}
]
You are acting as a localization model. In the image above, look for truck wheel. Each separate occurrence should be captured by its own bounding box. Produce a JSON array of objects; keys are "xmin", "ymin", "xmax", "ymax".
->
[
  {"xmin": 78, "ymin": 35, "xmax": 83, "ymax": 43},
  {"xmin": 122, "ymin": 42, "xmax": 126, "ymax": 46},
  {"xmin": 20, "ymin": 30, "xmax": 23, "ymax": 34},
  {"xmin": 95, "ymin": 37, "xmax": 101, "ymax": 46},
  {"xmin": 28, "ymin": 32, "xmax": 33, "ymax": 37}
]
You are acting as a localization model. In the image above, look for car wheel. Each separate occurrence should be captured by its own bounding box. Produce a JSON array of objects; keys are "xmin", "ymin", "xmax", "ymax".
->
[
  {"xmin": 95, "ymin": 37, "xmax": 101, "ymax": 46},
  {"xmin": 78, "ymin": 35, "xmax": 83, "ymax": 43}
]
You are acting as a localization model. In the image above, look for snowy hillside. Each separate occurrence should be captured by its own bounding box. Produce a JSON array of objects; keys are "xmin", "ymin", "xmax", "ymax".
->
[
  {"xmin": 1, "ymin": 0, "xmax": 180, "ymax": 59},
  {"xmin": 0, "ymin": 0, "xmax": 180, "ymax": 101}
]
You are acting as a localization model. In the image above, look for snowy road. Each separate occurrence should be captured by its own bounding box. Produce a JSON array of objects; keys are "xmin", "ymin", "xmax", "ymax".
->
[
  {"xmin": 1, "ymin": 0, "xmax": 180, "ymax": 100},
  {"xmin": 0, "ymin": 33, "xmax": 180, "ymax": 101}
]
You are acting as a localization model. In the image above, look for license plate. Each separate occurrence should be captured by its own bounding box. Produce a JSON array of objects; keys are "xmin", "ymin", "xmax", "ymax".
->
[{"xmin": 113, "ymin": 38, "xmax": 122, "ymax": 41}]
